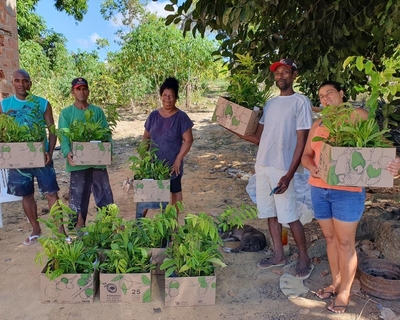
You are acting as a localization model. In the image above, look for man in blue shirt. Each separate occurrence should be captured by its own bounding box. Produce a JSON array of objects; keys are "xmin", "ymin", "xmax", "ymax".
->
[{"xmin": 0, "ymin": 69, "xmax": 64, "ymax": 245}]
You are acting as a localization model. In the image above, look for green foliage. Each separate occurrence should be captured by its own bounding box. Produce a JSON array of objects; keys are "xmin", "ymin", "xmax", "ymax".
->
[
  {"xmin": 312, "ymin": 103, "xmax": 392, "ymax": 148},
  {"xmin": 0, "ymin": 94, "xmax": 47, "ymax": 142},
  {"xmin": 227, "ymin": 53, "xmax": 271, "ymax": 109},
  {"xmin": 344, "ymin": 56, "xmax": 400, "ymax": 128},
  {"xmin": 129, "ymin": 139, "xmax": 171, "ymax": 180},
  {"xmin": 133, "ymin": 203, "xmax": 179, "ymax": 248},
  {"xmin": 100, "ymin": 0, "xmax": 144, "ymax": 29},
  {"xmin": 58, "ymin": 109, "xmax": 112, "ymax": 142},
  {"xmin": 16, "ymin": 0, "xmax": 46, "ymax": 41},
  {"xmin": 163, "ymin": 0, "xmax": 400, "ymax": 101},
  {"xmin": 107, "ymin": 14, "xmax": 220, "ymax": 105},
  {"xmin": 214, "ymin": 204, "xmax": 258, "ymax": 233},
  {"xmin": 35, "ymin": 200, "xmax": 98, "ymax": 280},
  {"xmin": 99, "ymin": 230, "xmax": 154, "ymax": 274},
  {"xmin": 160, "ymin": 213, "xmax": 227, "ymax": 277},
  {"xmin": 79, "ymin": 204, "xmax": 126, "ymax": 250}
]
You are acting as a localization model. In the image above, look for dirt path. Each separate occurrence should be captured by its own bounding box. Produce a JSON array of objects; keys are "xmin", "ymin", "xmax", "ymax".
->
[{"xmin": 0, "ymin": 110, "xmax": 399, "ymax": 319}]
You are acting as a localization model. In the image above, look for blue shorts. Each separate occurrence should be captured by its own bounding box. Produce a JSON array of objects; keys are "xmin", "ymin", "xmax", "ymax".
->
[
  {"xmin": 310, "ymin": 186, "xmax": 366, "ymax": 222},
  {"xmin": 170, "ymin": 174, "xmax": 182, "ymax": 193},
  {"xmin": 7, "ymin": 161, "xmax": 60, "ymax": 196}
]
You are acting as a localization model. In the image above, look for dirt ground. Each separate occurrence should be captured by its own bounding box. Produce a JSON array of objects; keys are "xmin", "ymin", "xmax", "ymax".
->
[{"xmin": 1, "ymin": 109, "xmax": 400, "ymax": 320}]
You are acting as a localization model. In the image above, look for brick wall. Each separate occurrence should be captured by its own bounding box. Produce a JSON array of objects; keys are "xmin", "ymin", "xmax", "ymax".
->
[{"xmin": 0, "ymin": 0, "xmax": 19, "ymax": 101}]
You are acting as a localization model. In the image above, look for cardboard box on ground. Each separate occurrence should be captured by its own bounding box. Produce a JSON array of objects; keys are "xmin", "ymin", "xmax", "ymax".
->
[
  {"xmin": 0, "ymin": 141, "xmax": 45, "ymax": 168},
  {"xmin": 133, "ymin": 179, "xmax": 170, "ymax": 202},
  {"xmin": 72, "ymin": 141, "xmax": 111, "ymax": 166},
  {"xmin": 212, "ymin": 97, "xmax": 261, "ymax": 136},
  {"xmin": 40, "ymin": 264, "xmax": 98, "ymax": 303},
  {"xmin": 165, "ymin": 275, "xmax": 216, "ymax": 307},
  {"xmin": 318, "ymin": 142, "xmax": 396, "ymax": 187},
  {"xmin": 99, "ymin": 272, "xmax": 151, "ymax": 303}
]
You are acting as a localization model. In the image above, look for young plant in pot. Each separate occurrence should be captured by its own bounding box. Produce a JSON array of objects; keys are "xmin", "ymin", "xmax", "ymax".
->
[
  {"xmin": 129, "ymin": 139, "xmax": 171, "ymax": 180},
  {"xmin": 98, "ymin": 224, "xmax": 155, "ymax": 303},
  {"xmin": 35, "ymin": 200, "xmax": 99, "ymax": 279},
  {"xmin": 57, "ymin": 109, "xmax": 113, "ymax": 165},
  {"xmin": 160, "ymin": 213, "xmax": 227, "ymax": 306},
  {"xmin": 129, "ymin": 139, "xmax": 171, "ymax": 202},
  {"xmin": 58, "ymin": 109, "xmax": 112, "ymax": 142},
  {"xmin": 0, "ymin": 95, "xmax": 49, "ymax": 168},
  {"xmin": 212, "ymin": 53, "xmax": 271, "ymax": 136},
  {"xmin": 0, "ymin": 93, "xmax": 48, "ymax": 143},
  {"xmin": 133, "ymin": 202, "xmax": 179, "ymax": 249},
  {"xmin": 35, "ymin": 201, "xmax": 99, "ymax": 302},
  {"xmin": 226, "ymin": 53, "xmax": 271, "ymax": 110},
  {"xmin": 133, "ymin": 202, "xmax": 180, "ymax": 275},
  {"xmin": 76, "ymin": 203, "xmax": 132, "ymax": 263},
  {"xmin": 313, "ymin": 103, "xmax": 395, "ymax": 187}
]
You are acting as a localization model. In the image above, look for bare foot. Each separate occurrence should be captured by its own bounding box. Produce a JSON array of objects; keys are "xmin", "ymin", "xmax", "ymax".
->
[{"xmin": 295, "ymin": 259, "xmax": 314, "ymax": 279}]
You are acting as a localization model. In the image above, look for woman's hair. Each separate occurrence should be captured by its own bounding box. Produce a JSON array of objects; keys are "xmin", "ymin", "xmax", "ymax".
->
[
  {"xmin": 318, "ymin": 80, "xmax": 347, "ymax": 102},
  {"xmin": 159, "ymin": 77, "xmax": 179, "ymax": 99}
]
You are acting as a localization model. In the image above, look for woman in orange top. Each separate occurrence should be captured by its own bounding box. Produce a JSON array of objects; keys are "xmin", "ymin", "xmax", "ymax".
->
[{"xmin": 301, "ymin": 81, "xmax": 400, "ymax": 314}]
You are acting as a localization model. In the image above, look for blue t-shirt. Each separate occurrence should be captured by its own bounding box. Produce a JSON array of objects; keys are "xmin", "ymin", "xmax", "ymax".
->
[
  {"xmin": 0, "ymin": 95, "xmax": 49, "ymax": 151},
  {"xmin": 144, "ymin": 109, "xmax": 193, "ymax": 178}
]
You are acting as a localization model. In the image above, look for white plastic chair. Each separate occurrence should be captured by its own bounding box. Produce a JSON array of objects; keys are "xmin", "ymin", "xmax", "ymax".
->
[{"xmin": 0, "ymin": 169, "xmax": 22, "ymax": 228}]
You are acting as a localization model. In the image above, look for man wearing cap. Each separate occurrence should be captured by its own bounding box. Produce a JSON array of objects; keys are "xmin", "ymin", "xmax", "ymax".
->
[
  {"xmin": 58, "ymin": 77, "xmax": 114, "ymax": 229},
  {"xmin": 0, "ymin": 69, "xmax": 67, "ymax": 245},
  {"xmin": 239, "ymin": 59, "xmax": 313, "ymax": 279}
]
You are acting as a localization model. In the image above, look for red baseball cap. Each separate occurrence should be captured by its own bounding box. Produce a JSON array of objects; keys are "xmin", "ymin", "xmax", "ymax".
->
[{"xmin": 270, "ymin": 59, "xmax": 297, "ymax": 72}]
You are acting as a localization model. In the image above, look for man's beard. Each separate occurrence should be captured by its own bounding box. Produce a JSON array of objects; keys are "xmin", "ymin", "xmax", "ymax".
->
[{"xmin": 276, "ymin": 80, "xmax": 290, "ymax": 91}]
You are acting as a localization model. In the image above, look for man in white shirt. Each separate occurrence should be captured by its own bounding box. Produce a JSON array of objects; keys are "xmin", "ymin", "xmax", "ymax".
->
[{"xmin": 240, "ymin": 59, "xmax": 313, "ymax": 279}]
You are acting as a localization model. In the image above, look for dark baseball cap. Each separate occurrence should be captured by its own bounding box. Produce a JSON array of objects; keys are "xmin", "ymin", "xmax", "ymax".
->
[
  {"xmin": 270, "ymin": 59, "xmax": 297, "ymax": 72},
  {"xmin": 71, "ymin": 77, "xmax": 89, "ymax": 89}
]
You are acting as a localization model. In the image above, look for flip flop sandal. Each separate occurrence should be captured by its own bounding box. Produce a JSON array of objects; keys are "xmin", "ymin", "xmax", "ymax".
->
[
  {"xmin": 23, "ymin": 234, "xmax": 40, "ymax": 246},
  {"xmin": 327, "ymin": 303, "xmax": 348, "ymax": 314},
  {"xmin": 257, "ymin": 258, "xmax": 286, "ymax": 270},
  {"xmin": 314, "ymin": 288, "xmax": 336, "ymax": 300}
]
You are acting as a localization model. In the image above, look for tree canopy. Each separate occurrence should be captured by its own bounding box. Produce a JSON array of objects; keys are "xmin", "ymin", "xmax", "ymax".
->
[
  {"xmin": 17, "ymin": 1, "xmax": 222, "ymax": 113},
  {"xmin": 161, "ymin": 0, "xmax": 400, "ymax": 100}
]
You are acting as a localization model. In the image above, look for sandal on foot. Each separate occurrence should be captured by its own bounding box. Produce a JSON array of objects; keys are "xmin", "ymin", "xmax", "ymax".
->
[
  {"xmin": 327, "ymin": 303, "xmax": 348, "ymax": 314},
  {"xmin": 296, "ymin": 264, "xmax": 314, "ymax": 280},
  {"xmin": 23, "ymin": 234, "xmax": 41, "ymax": 246},
  {"xmin": 314, "ymin": 288, "xmax": 336, "ymax": 300},
  {"xmin": 257, "ymin": 257, "xmax": 285, "ymax": 270}
]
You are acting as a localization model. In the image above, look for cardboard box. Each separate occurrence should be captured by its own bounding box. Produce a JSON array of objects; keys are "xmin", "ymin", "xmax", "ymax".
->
[
  {"xmin": 99, "ymin": 272, "xmax": 151, "ymax": 303},
  {"xmin": 133, "ymin": 179, "xmax": 170, "ymax": 202},
  {"xmin": 40, "ymin": 265, "xmax": 98, "ymax": 303},
  {"xmin": 212, "ymin": 97, "xmax": 261, "ymax": 136},
  {"xmin": 0, "ymin": 141, "xmax": 45, "ymax": 168},
  {"xmin": 319, "ymin": 142, "xmax": 396, "ymax": 187},
  {"xmin": 165, "ymin": 275, "xmax": 216, "ymax": 307},
  {"xmin": 72, "ymin": 141, "xmax": 111, "ymax": 166}
]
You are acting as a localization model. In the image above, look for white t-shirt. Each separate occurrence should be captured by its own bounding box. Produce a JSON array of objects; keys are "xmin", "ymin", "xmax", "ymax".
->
[{"xmin": 256, "ymin": 93, "xmax": 312, "ymax": 171}]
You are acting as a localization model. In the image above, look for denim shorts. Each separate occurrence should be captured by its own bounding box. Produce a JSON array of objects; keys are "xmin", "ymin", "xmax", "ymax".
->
[
  {"xmin": 7, "ymin": 161, "xmax": 60, "ymax": 196},
  {"xmin": 310, "ymin": 186, "xmax": 366, "ymax": 222}
]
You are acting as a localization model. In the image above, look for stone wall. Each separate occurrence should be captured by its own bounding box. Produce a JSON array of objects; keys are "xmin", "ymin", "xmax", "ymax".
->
[{"xmin": 0, "ymin": 0, "xmax": 19, "ymax": 101}]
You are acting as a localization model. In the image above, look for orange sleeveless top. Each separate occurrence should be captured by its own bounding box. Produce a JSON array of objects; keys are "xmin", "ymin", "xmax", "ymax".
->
[{"xmin": 309, "ymin": 124, "xmax": 362, "ymax": 192}]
